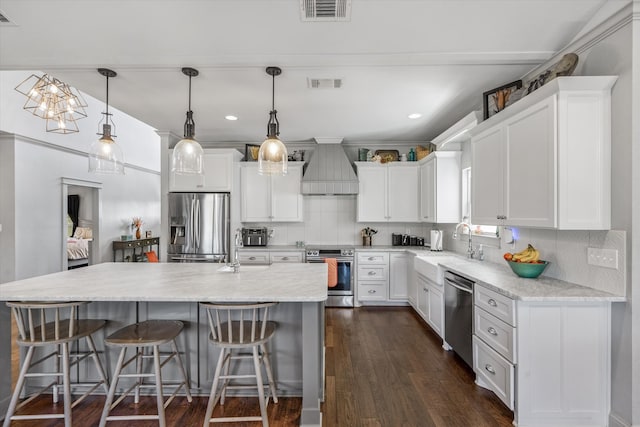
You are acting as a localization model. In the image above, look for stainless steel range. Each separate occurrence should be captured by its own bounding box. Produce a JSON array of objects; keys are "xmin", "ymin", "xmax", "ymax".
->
[{"xmin": 306, "ymin": 247, "xmax": 354, "ymax": 307}]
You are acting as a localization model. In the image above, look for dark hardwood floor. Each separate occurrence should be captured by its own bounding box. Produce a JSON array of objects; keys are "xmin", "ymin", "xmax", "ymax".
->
[{"xmin": 8, "ymin": 307, "xmax": 513, "ymax": 426}]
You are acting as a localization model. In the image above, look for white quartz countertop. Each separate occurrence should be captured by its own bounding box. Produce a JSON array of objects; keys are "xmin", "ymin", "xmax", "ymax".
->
[
  {"xmin": 415, "ymin": 252, "xmax": 625, "ymax": 302},
  {"xmin": 0, "ymin": 262, "xmax": 328, "ymax": 303}
]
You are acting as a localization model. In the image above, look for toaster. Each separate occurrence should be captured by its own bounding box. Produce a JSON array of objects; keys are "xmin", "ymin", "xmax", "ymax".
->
[{"xmin": 241, "ymin": 227, "xmax": 268, "ymax": 246}]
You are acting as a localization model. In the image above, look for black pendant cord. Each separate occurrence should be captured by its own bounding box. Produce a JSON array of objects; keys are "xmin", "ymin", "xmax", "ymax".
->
[
  {"xmin": 267, "ymin": 70, "xmax": 280, "ymax": 138},
  {"xmin": 105, "ymin": 75, "xmax": 109, "ymax": 117},
  {"xmin": 184, "ymin": 72, "xmax": 196, "ymax": 138}
]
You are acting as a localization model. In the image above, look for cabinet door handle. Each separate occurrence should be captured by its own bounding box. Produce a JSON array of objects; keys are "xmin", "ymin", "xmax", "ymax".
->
[
  {"xmin": 368, "ymin": 290, "xmax": 376, "ymax": 294},
  {"xmin": 423, "ymin": 287, "xmax": 429, "ymax": 292},
  {"xmin": 485, "ymin": 364, "xmax": 496, "ymax": 375},
  {"xmin": 368, "ymin": 271, "xmax": 376, "ymax": 276},
  {"xmin": 487, "ymin": 299, "xmax": 498, "ymax": 307},
  {"xmin": 487, "ymin": 327, "xmax": 498, "ymax": 336}
]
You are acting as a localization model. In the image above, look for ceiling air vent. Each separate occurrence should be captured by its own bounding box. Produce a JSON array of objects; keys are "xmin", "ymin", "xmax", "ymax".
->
[
  {"xmin": 307, "ymin": 78, "xmax": 343, "ymax": 89},
  {"xmin": 0, "ymin": 9, "xmax": 15, "ymax": 25},
  {"xmin": 300, "ymin": 0, "xmax": 351, "ymax": 22}
]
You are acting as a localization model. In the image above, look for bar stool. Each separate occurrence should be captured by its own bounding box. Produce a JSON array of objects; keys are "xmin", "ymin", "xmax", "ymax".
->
[
  {"xmin": 200, "ymin": 302, "xmax": 278, "ymax": 427},
  {"xmin": 98, "ymin": 319, "xmax": 193, "ymax": 427},
  {"xmin": 4, "ymin": 301, "xmax": 110, "ymax": 427}
]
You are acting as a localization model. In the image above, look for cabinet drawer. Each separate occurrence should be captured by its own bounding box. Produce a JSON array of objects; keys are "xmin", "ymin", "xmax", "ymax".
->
[
  {"xmin": 474, "ymin": 307, "xmax": 516, "ymax": 363},
  {"xmin": 474, "ymin": 285, "xmax": 516, "ymax": 326},
  {"xmin": 357, "ymin": 265, "xmax": 388, "ymax": 281},
  {"xmin": 270, "ymin": 252, "xmax": 303, "ymax": 263},
  {"xmin": 358, "ymin": 252, "xmax": 389, "ymax": 265},
  {"xmin": 358, "ymin": 282, "xmax": 388, "ymax": 301},
  {"xmin": 473, "ymin": 336, "xmax": 514, "ymax": 410},
  {"xmin": 238, "ymin": 252, "xmax": 270, "ymax": 265}
]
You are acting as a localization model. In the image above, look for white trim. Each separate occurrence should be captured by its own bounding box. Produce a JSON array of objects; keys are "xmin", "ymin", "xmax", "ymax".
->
[
  {"xmin": 609, "ymin": 412, "xmax": 631, "ymax": 427},
  {"xmin": 61, "ymin": 177, "xmax": 102, "ymax": 189}
]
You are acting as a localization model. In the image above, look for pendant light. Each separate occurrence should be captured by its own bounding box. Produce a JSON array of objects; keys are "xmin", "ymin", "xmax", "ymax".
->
[
  {"xmin": 171, "ymin": 67, "xmax": 204, "ymax": 175},
  {"xmin": 258, "ymin": 66, "xmax": 288, "ymax": 176},
  {"xmin": 89, "ymin": 68, "xmax": 125, "ymax": 174}
]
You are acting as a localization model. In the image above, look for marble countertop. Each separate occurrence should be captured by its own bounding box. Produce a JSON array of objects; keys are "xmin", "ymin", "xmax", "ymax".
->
[
  {"xmin": 238, "ymin": 245, "xmax": 305, "ymax": 251},
  {"xmin": 0, "ymin": 262, "xmax": 328, "ymax": 303},
  {"xmin": 414, "ymin": 252, "xmax": 625, "ymax": 302}
]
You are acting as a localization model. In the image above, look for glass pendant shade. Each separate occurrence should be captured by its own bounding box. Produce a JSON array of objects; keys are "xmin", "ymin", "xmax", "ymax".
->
[
  {"xmin": 258, "ymin": 66, "xmax": 288, "ymax": 176},
  {"xmin": 172, "ymin": 136, "xmax": 204, "ymax": 174},
  {"xmin": 172, "ymin": 67, "xmax": 204, "ymax": 175},
  {"xmin": 90, "ymin": 69, "xmax": 124, "ymax": 174},
  {"xmin": 258, "ymin": 135, "xmax": 288, "ymax": 175},
  {"xmin": 88, "ymin": 133, "xmax": 125, "ymax": 174}
]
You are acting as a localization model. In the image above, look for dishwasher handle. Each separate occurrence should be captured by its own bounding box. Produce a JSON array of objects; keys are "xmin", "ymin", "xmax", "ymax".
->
[{"xmin": 445, "ymin": 277, "xmax": 473, "ymax": 294}]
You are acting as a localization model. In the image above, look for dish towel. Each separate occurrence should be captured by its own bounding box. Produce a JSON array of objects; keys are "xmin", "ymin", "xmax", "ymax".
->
[{"xmin": 325, "ymin": 258, "xmax": 338, "ymax": 288}]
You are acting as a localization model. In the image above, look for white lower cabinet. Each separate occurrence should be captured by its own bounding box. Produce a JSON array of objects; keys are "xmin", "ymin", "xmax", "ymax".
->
[
  {"xmin": 415, "ymin": 273, "xmax": 444, "ymax": 338},
  {"xmin": 473, "ymin": 283, "xmax": 612, "ymax": 425},
  {"xmin": 356, "ymin": 252, "xmax": 389, "ymax": 302},
  {"xmin": 389, "ymin": 253, "xmax": 410, "ymax": 300}
]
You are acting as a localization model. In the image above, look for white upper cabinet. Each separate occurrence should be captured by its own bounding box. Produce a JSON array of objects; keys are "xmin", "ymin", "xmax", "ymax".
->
[
  {"xmin": 419, "ymin": 151, "xmax": 461, "ymax": 223},
  {"xmin": 169, "ymin": 149, "xmax": 242, "ymax": 192},
  {"xmin": 240, "ymin": 163, "xmax": 304, "ymax": 222},
  {"xmin": 355, "ymin": 162, "xmax": 419, "ymax": 222},
  {"xmin": 471, "ymin": 76, "xmax": 617, "ymax": 229}
]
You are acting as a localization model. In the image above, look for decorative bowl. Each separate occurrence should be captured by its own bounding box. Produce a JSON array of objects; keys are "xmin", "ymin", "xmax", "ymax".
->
[{"xmin": 507, "ymin": 260, "xmax": 549, "ymax": 278}]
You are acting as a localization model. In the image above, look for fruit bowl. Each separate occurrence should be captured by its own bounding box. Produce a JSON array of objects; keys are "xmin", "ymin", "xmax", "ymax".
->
[{"xmin": 506, "ymin": 260, "xmax": 549, "ymax": 278}]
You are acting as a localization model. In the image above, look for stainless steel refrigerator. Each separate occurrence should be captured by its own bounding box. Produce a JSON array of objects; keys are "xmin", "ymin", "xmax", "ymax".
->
[{"xmin": 168, "ymin": 193, "xmax": 230, "ymax": 262}]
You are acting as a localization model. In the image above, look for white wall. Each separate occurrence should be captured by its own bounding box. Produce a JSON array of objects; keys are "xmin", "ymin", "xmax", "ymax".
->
[{"xmin": 0, "ymin": 70, "xmax": 162, "ymax": 282}]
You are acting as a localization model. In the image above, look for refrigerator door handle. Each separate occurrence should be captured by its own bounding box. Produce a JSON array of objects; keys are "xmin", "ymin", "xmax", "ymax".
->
[
  {"xmin": 189, "ymin": 197, "xmax": 196, "ymax": 247},
  {"xmin": 195, "ymin": 198, "xmax": 201, "ymax": 249}
]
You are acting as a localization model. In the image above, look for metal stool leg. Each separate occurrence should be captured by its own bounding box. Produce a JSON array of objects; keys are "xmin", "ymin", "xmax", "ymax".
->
[
  {"xmin": 153, "ymin": 345, "xmax": 166, "ymax": 427},
  {"xmin": 252, "ymin": 346, "xmax": 268, "ymax": 427}
]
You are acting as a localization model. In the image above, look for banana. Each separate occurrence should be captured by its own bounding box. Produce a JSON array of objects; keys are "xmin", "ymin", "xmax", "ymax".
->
[{"xmin": 512, "ymin": 244, "xmax": 539, "ymax": 262}]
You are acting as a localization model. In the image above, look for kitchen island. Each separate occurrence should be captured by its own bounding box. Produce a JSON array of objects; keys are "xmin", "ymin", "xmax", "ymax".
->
[{"xmin": 0, "ymin": 262, "xmax": 328, "ymax": 427}]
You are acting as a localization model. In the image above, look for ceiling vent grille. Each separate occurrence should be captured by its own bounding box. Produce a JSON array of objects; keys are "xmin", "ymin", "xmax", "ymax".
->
[
  {"xmin": 308, "ymin": 78, "xmax": 343, "ymax": 89},
  {"xmin": 0, "ymin": 9, "xmax": 15, "ymax": 25},
  {"xmin": 300, "ymin": 0, "xmax": 351, "ymax": 22}
]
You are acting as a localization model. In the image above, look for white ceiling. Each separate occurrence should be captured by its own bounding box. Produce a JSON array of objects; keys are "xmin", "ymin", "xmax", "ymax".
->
[{"xmin": 0, "ymin": 0, "xmax": 621, "ymax": 144}]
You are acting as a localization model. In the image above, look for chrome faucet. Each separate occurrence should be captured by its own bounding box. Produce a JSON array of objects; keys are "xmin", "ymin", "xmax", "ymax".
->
[
  {"xmin": 455, "ymin": 222, "xmax": 475, "ymax": 259},
  {"xmin": 231, "ymin": 228, "xmax": 243, "ymax": 273}
]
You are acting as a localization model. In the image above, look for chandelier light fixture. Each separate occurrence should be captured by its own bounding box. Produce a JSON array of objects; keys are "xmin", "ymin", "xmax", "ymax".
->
[
  {"xmin": 14, "ymin": 73, "xmax": 88, "ymax": 134},
  {"xmin": 88, "ymin": 68, "xmax": 125, "ymax": 174},
  {"xmin": 171, "ymin": 67, "xmax": 204, "ymax": 175},
  {"xmin": 258, "ymin": 66, "xmax": 288, "ymax": 176}
]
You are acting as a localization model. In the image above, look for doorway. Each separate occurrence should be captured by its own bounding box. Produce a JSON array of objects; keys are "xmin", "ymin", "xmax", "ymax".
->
[{"xmin": 61, "ymin": 178, "xmax": 102, "ymax": 271}]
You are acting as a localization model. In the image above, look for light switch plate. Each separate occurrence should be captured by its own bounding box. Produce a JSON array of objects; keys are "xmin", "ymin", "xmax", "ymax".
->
[{"xmin": 587, "ymin": 248, "xmax": 618, "ymax": 269}]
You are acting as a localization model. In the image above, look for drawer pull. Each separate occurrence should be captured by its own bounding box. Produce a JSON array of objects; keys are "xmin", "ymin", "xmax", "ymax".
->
[
  {"xmin": 368, "ymin": 271, "xmax": 376, "ymax": 276},
  {"xmin": 282, "ymin": 257, "xmax": 289, "ymax": 261},
  {"xmin": 368, "ymin": 290, "xmax": 376, "ymax": 294},
  {"xmin": 249, "ymin": 256, "xmax": 256, "ymax": 260},
  {"xmin": 368, "ymin": 257, "xmax": 376, "ymax": 261},
  {"xmin": 487, "ymin": 327, "xmax": 498, "ymax": 336},
  {"xmin": 487, "ymin": 298, "xmax": 498, "ymax": 307},
  {"xmin": 485, "ymin": 364, "xmax": 496, "ymax": 375}
]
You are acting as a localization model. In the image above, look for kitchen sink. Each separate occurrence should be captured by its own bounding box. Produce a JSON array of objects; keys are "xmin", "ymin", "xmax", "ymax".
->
[{"xmin": 414, "ymin": 255, "xmax": 443, "ymax": 282}]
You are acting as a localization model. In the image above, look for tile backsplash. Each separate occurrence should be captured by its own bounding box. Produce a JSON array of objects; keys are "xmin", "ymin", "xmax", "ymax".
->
[
  {"xmin": 243, "ymin": 195, "xmax": 430, "ymax": 247},
  {"xmin": 440, "ymin": 224, "xmax": 626, "ymax": 297}
]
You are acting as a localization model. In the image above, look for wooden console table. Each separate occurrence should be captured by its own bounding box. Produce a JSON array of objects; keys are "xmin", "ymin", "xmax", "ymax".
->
[{"xmin": 113, "ymin": 237, "xmax": 160, "ymax": 262}]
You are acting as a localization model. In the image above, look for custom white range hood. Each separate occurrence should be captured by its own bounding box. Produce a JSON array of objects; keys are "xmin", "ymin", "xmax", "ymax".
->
[{"xmin": 301, "ymin": 138, "xmax": 359, "ymax": 195}]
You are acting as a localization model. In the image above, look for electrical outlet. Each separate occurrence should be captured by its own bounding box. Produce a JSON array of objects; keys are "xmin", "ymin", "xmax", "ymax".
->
[{"xmin": 587, "ymin": 248, "xmax": 618, "ymax": 269}]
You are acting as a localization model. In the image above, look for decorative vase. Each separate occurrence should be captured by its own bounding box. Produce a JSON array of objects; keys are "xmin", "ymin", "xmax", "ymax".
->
[{"xmin": 135, "ymin": 227, "xmax": 141, "ymax": 240}]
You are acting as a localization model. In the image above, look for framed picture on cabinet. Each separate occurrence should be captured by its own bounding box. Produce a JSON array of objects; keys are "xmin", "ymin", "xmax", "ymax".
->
[
  {"xmin": 244, "ymin": 144, "xmax": 260, "ymax": 161},
  {"xmin": 482, "ymin": 80, "xmax": 523, "ymax": 120}
]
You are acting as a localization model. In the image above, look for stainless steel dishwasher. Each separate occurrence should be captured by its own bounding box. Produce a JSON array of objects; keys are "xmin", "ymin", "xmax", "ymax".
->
[{"xmin": 444, "ymin": 270, "xmax": 474, "ymax": 368}]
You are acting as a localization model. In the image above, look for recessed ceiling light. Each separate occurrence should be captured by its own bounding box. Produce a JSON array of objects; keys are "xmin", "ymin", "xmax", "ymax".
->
[
  {"xmin": 225, "ymin": 115, "xmax": 238, "ymax": 121},
  {"xmin": 408, "ymin": 113, "xmax": 422, "ymax": 119}
]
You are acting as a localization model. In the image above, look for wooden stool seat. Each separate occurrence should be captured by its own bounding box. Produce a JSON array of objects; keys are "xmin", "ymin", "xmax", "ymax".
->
[
  {"xmin": 99, "ymin": 320, "xmax": 193, "ymax": 427},
  {"xmin": 105, "ymin": 319, "xmax": 184, "ymax": 346},
  {"xmin": 200, "ymin": 302, "xmax": 279, "ymax": 427},
  {"xmin": 4, "ymin": 301, "xmax": 110, "ymax": 427}
]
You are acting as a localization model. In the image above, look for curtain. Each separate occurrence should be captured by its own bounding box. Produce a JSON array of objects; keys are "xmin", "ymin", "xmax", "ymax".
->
[{"xmin": 68, "ymin": 195, "xmax": 80, "ymax": 235}]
